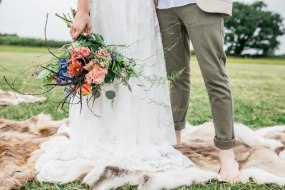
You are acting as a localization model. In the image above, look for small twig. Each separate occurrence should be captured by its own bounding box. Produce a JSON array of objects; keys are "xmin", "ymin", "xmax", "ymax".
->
[
  {"xmin": 55, "ymin": 13, "xmax": 72, "ymax": 23},
  {"xmin": 3, "ymin": 76, "xmax": 56, "ymax": 96},
  {"xmin": 45, "ymin": 14, "xmax": 60, "ymax": 59},
  {"xmin": 86, "ymin": 96, "xmax": 101, "ymax": 117}
]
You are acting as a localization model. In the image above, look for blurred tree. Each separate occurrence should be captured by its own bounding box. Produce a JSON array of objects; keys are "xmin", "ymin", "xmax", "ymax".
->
[{"xmin": 224, "ymin": 1, "xmax": 285, "ymax": 57}]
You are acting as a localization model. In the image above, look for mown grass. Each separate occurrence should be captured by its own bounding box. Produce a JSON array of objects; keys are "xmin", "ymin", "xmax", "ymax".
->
[
  {"xmin": 1, "ymin": 45, "xmax": 285, "ymax": 189},
  {"xmin": 189, "ymin": 61, "xmax": 285, "ymax": 128},
  {"xmin": 190, "ymin": 55, "xmax": 285, "ymax": 65},
  {"xmin": 19, "ymin": 180, "xmax": 285, "ymax": 190},
  {"xmin": 0, "ymin": 45, "xmax": 55, "ymax": 53}
]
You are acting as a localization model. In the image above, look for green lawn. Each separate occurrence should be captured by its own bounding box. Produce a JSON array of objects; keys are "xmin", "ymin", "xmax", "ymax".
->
[{"xmin": 1, "ymin": 45, "xmax": 285, "ymax": 190}]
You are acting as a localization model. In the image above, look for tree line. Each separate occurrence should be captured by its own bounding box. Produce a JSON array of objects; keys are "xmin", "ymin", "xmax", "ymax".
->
[
  {"xmin": 225, "ymin": 1, "xmax": 285, "ymax": 57},
  {"xmin": 0, "ymin": 1, "xmax": 284, "ymax": 57},
  {"xmin": 0, "ymin": 33, "xmax": 69, "ymax": 48}
]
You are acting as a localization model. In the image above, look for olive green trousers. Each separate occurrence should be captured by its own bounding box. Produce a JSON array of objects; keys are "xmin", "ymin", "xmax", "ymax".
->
[{"xmin": 157, "ymin": 4, "xmax": 235, "ymax": 149}]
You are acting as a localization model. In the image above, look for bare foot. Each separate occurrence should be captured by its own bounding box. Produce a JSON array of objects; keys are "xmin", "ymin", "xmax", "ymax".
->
[
  {"xmin": 175, "ymin": 130, "xmax": 181, "ymax": 145},
  {"xmin": 219, "ymin": 148, "xmax": 240, "ymax": 182}
]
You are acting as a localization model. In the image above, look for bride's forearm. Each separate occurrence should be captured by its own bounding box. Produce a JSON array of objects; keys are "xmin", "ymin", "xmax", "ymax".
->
[
  {"xmin": 71, "ymin": 0, "xmax": 91, "ymax": 40},
  {"xmin": 77, "ymin": 0, "xmax": 89, "ymax": 14},
  {"xmin": 153, "ymin": 0, "xmax": 158, "ymax": 7}
]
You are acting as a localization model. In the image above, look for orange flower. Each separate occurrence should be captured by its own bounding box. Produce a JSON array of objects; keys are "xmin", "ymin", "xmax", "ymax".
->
[
  {"xmin": 68, "ymin": 59, "xmax": 83, "ymax": 77},
  {"xmin": 77, "ymin": 83, "xmax": 91, "ymax": 95}
]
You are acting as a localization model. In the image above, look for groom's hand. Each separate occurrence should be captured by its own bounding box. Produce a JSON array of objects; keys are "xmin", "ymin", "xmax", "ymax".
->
[{"xmin": 70, "ymin": 12, "xmax": 92, "ymax": 41}]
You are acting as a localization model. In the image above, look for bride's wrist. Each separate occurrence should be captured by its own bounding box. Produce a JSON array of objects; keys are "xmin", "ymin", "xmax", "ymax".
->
[
  {"xmin": 77, "ymin": 0, "xmax": 89, "ymax": 15},
  {"xmin": 76, "ymin": 10, "xmax": 90, "ymax": 18}
]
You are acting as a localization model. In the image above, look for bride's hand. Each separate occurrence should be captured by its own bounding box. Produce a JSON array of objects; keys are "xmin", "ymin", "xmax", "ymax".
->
[{"xmin": 70, "ymin": 12, "xmax": 92, "ymax": 41}]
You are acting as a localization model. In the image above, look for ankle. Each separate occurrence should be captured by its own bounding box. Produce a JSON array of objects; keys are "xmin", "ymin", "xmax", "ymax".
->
[
  {"xmin": 219, "ymin": 148, "xmax": 235, "ymax": 160},
  {"xmin": 175, "ymin": 130, "xmax": 181, "ymax": 144}
]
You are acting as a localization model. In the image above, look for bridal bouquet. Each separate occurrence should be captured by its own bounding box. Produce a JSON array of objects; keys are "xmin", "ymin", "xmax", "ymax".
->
[{"xmin": 36, "ymin": 11, "xmax": 138, "ymax": 106}]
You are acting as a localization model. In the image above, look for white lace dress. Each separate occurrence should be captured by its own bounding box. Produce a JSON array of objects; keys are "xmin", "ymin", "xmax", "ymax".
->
[{"xmin": 35, "ymin": 0, "xmax": 197, "ymax": 188}]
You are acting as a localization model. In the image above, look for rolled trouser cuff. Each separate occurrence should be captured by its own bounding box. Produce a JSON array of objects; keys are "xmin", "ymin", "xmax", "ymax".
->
[
  {"xmin": 175, "ymin": 121, "xmax": 186, "ymax": 130},
  {"xmin": 214, "ymin": 137, "xmax": 235, "ymax": 150}
]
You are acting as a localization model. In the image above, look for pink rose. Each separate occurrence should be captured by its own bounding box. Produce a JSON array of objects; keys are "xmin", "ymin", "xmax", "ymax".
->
[
  {"xmin": 96, "ymin": 48, "xmax": 107, "ymax": 59},
  {"xmin": 79, "ymin": 47, "xmax": 91, "ymax": 58},
  {"xmin": 70, "ymin": 49, "xmax": 81, "ymax": 59},
  {"xmin": 85, "ymin": 65, "xmax": 108, "ymax": 84}
]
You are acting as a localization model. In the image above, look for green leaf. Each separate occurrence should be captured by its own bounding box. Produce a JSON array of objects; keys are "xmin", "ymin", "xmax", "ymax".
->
[
  {"xmin": 37, "ymin": 69, "xmax": 51, "ymax": 79},
  {"xmin": 43, "ymin": 77, "xmax": 52, "ymax": 85},
  {"xmin": 46, "ymin": 63, "xmax": 61, "ymax": 73},
  {"xmin": 104, "ymin": 69, "xmax": 115, "ymax": 83},
  {"xmin": 37, "ymin": 63, "xmax": 61, "ymax": 80},
  {"xmin": 105, "ymin": 90, "xmax": 116, "ymax": 100},
  {"xmin": 92, "ymin": 89, "xmax": 101, "ymax": 99},
  {"xmin": 116, "ymin": 55, "xmax": 124, "ymax": 62},
  {"xmin": 94, "ymin": 33, "xmax": 104, "ymax": 44}
]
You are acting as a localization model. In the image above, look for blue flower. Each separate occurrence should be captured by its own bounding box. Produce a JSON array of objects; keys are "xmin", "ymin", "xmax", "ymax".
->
[
  {"xmin": 59, "ymin": 59, "xmax": 68, "ymax": 68},
  {"xmin": 56, "ymin": 64, "xmax": 71, "ymax": 84},
  {"xmin": 56, "ymin": 75, "xmax": 68, "ymax": 84}
]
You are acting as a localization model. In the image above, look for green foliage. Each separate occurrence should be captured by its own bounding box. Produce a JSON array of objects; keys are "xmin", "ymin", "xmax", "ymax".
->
[
  {"xmin": 105, "ymin": 90, "xmax": 116, "ymax": 100},
  {"xmin": 224, "ymin": 1, "xmax": 285, "ymax": 57},
  {"xmin": 167, "ymin": 68, "xmax": 185, "ymax": 84},
  {"xmin": 37, "ymin": 62, "xmax": 61, "ymax": 84},
  {"xmin": 77, "ymin": 33, "xmax": 104, "ymax": 50},
  {"xmin": 0, "ymin": 33, "xmax": 69, "ymax": 48},
  {"xmin": 92, "ymin": 88, "xmax": 101, "ymax": 98},
  {"xmin": 104, "ymin": 67, "xmax": 116, "ymax": 83}
]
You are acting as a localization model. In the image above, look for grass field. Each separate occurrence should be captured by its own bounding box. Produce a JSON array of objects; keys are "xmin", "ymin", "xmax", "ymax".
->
[{"xmin": 1, "ymin": 45, "xmax": 285, "ymax": 190}]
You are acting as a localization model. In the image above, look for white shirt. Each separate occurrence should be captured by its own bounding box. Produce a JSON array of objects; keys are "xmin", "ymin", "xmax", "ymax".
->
[{"xmin": 157, "ymin": 0, "xmax": 196, "ymax": 9}]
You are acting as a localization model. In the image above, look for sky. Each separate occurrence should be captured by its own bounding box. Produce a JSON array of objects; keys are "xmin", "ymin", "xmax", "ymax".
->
[{"xmin": 0, "ymin": 0, "xmax": 284, "ymax": 54}]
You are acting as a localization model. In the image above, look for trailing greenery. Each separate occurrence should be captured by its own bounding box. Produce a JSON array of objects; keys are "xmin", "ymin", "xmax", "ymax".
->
[{"xmin": 0, "ymin": 33, "xmax": 69, "ymax": 48}]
